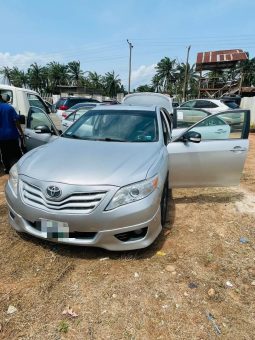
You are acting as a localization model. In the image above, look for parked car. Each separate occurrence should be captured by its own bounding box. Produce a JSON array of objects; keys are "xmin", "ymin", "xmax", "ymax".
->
[
  {"xmin": 54, "ymin": 97, "xmax": 101, "ymax": 119},
  {"xmin": 179, "ymin": 98, "xmax": 239, "ymax": 113},
  {"xmin": 62, "ymin": 105, "xmax": 99, "ymax": 131},
  {"xmin": 64, "ymin": 102, "xmax": 100, "ymax": 116},
  {"xmin": 5, "ymin": 105, "xmax": 250, "ymax": 250}
]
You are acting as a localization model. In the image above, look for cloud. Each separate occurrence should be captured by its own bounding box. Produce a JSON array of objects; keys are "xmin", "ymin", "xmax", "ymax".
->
[
  {"xmin": 131, "ymin": 63, "xmax": 156, "ymax": 88},
  {"xmin": 0, "ymin": 52, "xmax": 63, "ymax": 70}
]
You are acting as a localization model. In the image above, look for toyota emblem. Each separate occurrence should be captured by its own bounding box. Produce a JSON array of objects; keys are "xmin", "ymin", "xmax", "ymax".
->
[{"xmin": 46, "ymin": 185, "xmax": 62, "ymax": 199}]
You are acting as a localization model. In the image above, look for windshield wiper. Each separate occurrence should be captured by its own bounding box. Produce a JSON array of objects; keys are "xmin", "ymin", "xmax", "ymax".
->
[
  {"xmin": 63, "ymin": 134, "xmax": 80, "ymax": 139},
  {"xmin": 95, "ymin": 137, "xmax": 127, "ymax": 142}
]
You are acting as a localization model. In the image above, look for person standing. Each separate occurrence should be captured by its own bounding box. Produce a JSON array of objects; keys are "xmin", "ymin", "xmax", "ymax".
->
[{"xmin": 0, "ymin": 94, "xmax": 25, "ymax": 174}]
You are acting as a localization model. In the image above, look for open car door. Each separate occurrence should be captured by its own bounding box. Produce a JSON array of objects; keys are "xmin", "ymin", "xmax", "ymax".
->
[
  {"xmin": 25, "ymin": 106, "xmax": 60, "ymax": 151},
  {"xmin": 167, "ymin": 110, "xmax": 250, "ymax": 188}
]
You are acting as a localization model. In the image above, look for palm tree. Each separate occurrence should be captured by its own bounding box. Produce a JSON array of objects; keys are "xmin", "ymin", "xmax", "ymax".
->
[
  {"xmin": 237, "ymin": 58, "xmax": 255, "ymax": 86},
  {"xmin": 7, "ymin": 67, "xmax": 28, "ymax": 88},
  {"xmin": 176, "ymin": 63, "xmax": 199, "ymax": 99},
  {"xmin": 151, "ymin": 74, "xmax": 161, "ymax": 92},
  {"xmin": 103, "ymin": 71, "xmax": 121, "ymax": 97},
  {"xmin": 47, "ymin": 61, "xmax": 69, "ymax": 93},
  {"xmin": 0, "ymin": 66, "xmax": 12, "ymax": 84},
  {"xmin": 67, "ymin": 61, "xmax": 84, "ymax": 86},
  {"xmin": 28, "ymin": 63, "xmax": 45, "ymax": 94},
  {"xmin": 155, "ymin": 57, "xmax": 178, "ymax": 94},
  {"xmin": 87, "ymin": 71, "xmax": 103, "ymax": 93}
]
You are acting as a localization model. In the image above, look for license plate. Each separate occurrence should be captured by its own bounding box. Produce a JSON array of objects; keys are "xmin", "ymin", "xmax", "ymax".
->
[{"xmin": 40, "ymin": 219, "xmax": 70, "ymax": 240}]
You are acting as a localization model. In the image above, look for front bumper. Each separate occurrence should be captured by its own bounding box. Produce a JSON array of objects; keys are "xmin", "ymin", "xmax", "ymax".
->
[{"xmin": 5, "ymin": 179, "xmax": 162, "ymax": 251}]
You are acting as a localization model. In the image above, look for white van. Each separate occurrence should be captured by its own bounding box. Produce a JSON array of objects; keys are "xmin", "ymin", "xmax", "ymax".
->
[{"xmin": 0, "ymin": 84, "xmax": 51, "ymax": 117}]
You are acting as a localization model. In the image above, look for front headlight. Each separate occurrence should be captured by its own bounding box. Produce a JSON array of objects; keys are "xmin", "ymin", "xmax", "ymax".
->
[
  {"xmin": 105, "ymin": 175, "xmax": 158, "ymax": 211},
  {"xmin": 9, "ymin": 164, "xmax": 19, "ymax": 196}
]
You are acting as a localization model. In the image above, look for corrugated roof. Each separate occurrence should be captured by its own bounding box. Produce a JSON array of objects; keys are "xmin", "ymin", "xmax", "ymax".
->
[{"xmin": 196, "ymin": 49, "xmax": 248, "ymax": 71}]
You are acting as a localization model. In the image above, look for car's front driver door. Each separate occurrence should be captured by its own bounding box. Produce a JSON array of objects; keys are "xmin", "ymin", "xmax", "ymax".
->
[
  {"xmin": 167, "ymin": 110, "xmax": 250, "ymax": 188},
  {"xmin": 25, "ymin": 106, "xmax": 60, "ymax": 151}
]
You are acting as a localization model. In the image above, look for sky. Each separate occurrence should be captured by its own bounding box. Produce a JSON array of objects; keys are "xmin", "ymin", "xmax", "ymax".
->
[{"xmin": 1, "ymin": 0, "xmax": 255, "ymax": 90}]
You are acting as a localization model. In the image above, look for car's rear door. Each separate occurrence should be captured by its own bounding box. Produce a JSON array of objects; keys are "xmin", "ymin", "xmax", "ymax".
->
[
  {"xmin": 167, "ymin": 110, "xmax": 250, "ymax": 188},
  {"xmin": 25, "ymin": 106, "xmax": 60, "ymax": 151}
]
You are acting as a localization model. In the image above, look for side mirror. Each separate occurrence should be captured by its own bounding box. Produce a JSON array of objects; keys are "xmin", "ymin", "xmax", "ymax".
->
[
  {"xmin": 183, "ymin": 130, "xmax": 201, "ymax": 143},
  {"xmin": 19, "ymin": 115, "xmax": 26, "ymax": 125},
  {"xmin": 34, "ymin": 125, "xmax": 52, "ymax": 134}
]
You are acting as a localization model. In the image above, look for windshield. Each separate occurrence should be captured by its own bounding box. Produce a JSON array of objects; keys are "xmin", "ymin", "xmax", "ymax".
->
[{"xmin": 62, "ymin": 109, "xmax": 158, "ymax": 142}]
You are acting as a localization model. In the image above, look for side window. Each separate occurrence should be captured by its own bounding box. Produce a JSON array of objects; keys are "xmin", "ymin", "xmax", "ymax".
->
[
  {"xmin": 189, "ymin": 111, "xmax": 247, "ymax": 140},
  {"xmin": 194, "ymin": 100, "xmax": 218, "ymax": 109},
  {"xmin": 181, "ymin": 100, "xmax": 195, "ymax": 108},
  {"xmin": 0, "ymin": 89, "xmax": 13, "ymax": 103},
  {"xmin": 27, "ymin": 107, "xmax": 53, "ymax": 130},
  {"xmin": 176, "ymin": 109, "xmax": 208, "ymax": 128},
  {"xmin": 27, "ymin": 93, "xmax": 48, "ymax": 113},
  {"xmin": 160, "ymin": 111, "xmax": 170, "ymax": 145}
]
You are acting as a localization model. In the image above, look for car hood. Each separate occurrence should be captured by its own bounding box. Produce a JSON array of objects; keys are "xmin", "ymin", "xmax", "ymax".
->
[{"xmin": 19, "ymin": 137, "xmax": 162, "ymax": 187}]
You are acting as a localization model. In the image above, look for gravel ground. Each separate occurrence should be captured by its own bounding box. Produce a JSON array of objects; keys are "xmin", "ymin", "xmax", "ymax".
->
[{"xmin": 0, "ymin": 135, "xmax": 254, "ymax": 340}]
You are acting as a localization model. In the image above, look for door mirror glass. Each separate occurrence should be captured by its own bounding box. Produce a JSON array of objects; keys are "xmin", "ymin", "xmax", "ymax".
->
[
  {"xmin": 34, "ymin": 125, "xmax": 52, "ymax": 134},
  {"xmin": 183, "ymin": 130, "xmax": 201, "ymax": 143}
]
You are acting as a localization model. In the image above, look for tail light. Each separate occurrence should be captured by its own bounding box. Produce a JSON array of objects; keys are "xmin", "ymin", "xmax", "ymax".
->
[{"xmin": 59, "ymin": 105, "xmax": 68, "ymax": 110}]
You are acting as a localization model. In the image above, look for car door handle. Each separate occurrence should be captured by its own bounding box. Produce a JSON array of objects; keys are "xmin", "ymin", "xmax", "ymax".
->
[
  {"xmin": 230, "ymin": 146, "xmax": 247, "ymax": 152},
  {"xmin": 216, "ymin": 129, "xmax": 227, "ymax": 134},
  {"xmin": 24, "ymin": 134, "xmax": 31, "ymax": 140}
]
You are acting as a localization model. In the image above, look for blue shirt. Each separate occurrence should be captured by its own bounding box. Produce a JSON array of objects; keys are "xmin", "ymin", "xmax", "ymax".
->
[{"xmin": 0, "ymin": 103, "xmax": 20, "ymax": 141}]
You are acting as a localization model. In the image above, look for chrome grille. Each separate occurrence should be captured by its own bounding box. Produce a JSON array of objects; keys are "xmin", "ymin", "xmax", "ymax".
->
[{"xmin": 21, "ymin": 181, "xmax": 107, "ymax": 213}]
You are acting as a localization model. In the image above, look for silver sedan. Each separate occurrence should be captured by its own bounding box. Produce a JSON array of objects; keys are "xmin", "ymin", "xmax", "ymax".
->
[{"xmin": 5, "ymin": 106, "xmax": 250, "ymax": 250}]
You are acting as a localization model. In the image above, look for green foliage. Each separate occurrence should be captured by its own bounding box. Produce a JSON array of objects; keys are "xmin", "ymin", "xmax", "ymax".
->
[{"xmin": 58, "ymin": 320, "xmax": 69, "ymax": 333}]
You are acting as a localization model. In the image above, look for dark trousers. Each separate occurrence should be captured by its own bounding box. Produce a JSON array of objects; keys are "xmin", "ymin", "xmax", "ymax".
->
[{"xmin": 0, "ymin": 139, "xmax": 23, "ymax": 173}]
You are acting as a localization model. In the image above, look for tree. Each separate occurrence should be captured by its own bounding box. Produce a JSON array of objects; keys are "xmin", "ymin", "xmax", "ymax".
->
[
  {"xmin": 176, "ymin": 63, "xmax": 199, "ymax": 99},
  {"xmin": 47, "ymin": 62, "xmax": 69, "ymax": 93},
  {"xmin": 9, "ymin": 67, "xmax": 28, "ymax": 88},
  {"xmin": 155, "ymin": 57, "xmax": 178, "ymax": 94},
  {"xmin": 67, "ymin": 61, "xmax": 84, "ymax": 86},
  {"xmin": 0, "ymin": 66, "xmax": 12, "ymax": 84},
  {"xmin": 27, "ymin": 63, "xmax": 46, "ymax": 94},
  {"xmin": 136, "ymin": 84, "xmax": 154, "ymax": 92},
  {"xmin": 87, "ymin": 71, "xmax": 103, "ymax": 93},
  {"xmin": 103, "ymin": 71, "xmax": 121, "ymax": 97}
]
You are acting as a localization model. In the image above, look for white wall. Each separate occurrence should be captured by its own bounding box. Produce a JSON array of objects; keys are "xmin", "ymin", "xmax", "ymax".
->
[{"xmin": 240, "ymin": 97, "xmax": 255, "ymax": 127}]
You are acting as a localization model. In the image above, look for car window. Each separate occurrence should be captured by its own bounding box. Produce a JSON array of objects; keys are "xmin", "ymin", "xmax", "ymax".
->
[
  {"xmin": 27, "ymin": 93, "xmax": 48, "ymax": 112},
  {"xmin": 222, "ymin": 101, "xmax": 239, "ymax": 109},
  {"xmin": 27, "ymin": 106, "xmax": 53, "ymax": 130},
  {"xmin": 180, "ymin": 100, "xmax": 195, "ymax": 108},
  {"xmin": 194, "ymin": 100, "xmax": 218, "ymax": 109},
  {"xmin": 176, "ymin": 109, "xmax": 208, "ymax": 128},
  {"xmin": 0, "ymin": 89, "xmax": 13, "ymax": 103},
  {"xmin": 188, "ymin": 111, "xmax": 246, "ymax": 140},
  {"xmin": 63, "ymin": 110, "xmax": 158, "ymax": 142}
]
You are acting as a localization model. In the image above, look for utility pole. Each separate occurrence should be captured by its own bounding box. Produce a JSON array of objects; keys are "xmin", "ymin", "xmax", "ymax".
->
[
  {"xmin": 127, "ymin": 39, "xmax": 133, "ymax": 93},
  {"xmin": 183, "ymin": 45, "xmax": 191, "ymax": 102}
]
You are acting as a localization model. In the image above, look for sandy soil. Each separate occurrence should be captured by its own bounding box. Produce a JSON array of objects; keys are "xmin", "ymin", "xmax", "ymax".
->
[{"xmin": 0, "ymin": 135, "xmax": 254, "ymax": 339}]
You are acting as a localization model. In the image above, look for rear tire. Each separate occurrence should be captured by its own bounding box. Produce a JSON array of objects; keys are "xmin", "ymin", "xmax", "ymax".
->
[{"xmin": 160, "ymin": 179, "xmax": 169, "ymax": 226}]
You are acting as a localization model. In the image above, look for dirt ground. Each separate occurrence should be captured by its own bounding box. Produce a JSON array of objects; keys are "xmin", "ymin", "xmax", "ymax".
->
[{"xmin": 0, "ymin": 136, "xmax": 254, "ymax": 340}]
